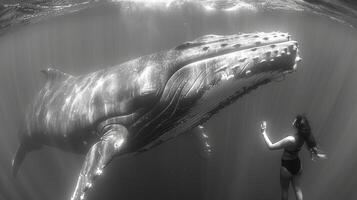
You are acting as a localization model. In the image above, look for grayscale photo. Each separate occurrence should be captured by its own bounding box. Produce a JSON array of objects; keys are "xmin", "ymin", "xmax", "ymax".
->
[{"xmin": 0, "ymin": 0, "xmax": 357, "ymax": 200}]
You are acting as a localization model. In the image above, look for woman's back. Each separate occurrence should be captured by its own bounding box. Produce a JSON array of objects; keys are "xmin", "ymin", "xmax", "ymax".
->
[{"xmin": 282, "ymin": 134, "xmax": 304, "ymax": 160}]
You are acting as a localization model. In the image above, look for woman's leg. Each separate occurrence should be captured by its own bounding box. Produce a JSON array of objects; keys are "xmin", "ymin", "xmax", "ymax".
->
[
  {"xmin": 292, "ymin": 173, "xmax": 303, "ymax": 200},
  {"xmin": 280, "ymin": 166, "xmax": 292, "ymax": 200}
]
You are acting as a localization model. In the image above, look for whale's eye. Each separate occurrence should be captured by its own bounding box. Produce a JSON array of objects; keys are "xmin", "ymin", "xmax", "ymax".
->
[
  {"xmin": 239, "ymin": 58, "xmax": 247, "ymax": 62},
  {"xmin": 221, "ymin": 43, "xmax": 228, "ymax": 47}
]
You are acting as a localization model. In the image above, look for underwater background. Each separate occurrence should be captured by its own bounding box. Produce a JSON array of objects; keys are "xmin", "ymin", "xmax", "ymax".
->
[{"xmin": 1, "ymin": 0, "xmax": 357, "ymax": 200}]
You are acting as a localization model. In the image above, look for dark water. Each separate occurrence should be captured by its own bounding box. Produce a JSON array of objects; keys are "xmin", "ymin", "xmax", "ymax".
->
[{"xmin": 0, "ymin": 2, "xmax": 357, "ymax": 200}]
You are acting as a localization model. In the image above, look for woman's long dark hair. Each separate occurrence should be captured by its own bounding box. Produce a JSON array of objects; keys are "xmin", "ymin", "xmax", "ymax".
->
[{"xmin": 293, "ymin": 115, "xmax": 321, "ymax": 160}]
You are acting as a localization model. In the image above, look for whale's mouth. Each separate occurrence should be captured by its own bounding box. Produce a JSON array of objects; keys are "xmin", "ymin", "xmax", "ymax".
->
[
  {"xmin": 176, "ymin": 38, "xmax": 301, "ymax": 90},
  {"xmin": 172, "ymin": 33, "xmax": 301, "ymax": 86}
]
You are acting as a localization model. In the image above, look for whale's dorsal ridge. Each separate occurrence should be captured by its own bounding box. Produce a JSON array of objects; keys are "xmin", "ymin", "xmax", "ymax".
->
[{"xmin": 41, "ymin": 67, "xmax": 72, "ymax": 82}]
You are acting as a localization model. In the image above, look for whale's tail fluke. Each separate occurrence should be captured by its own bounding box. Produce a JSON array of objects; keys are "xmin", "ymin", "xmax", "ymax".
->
[
  {"xmin": 12, "ymin": 134, "xmax": 41, "ymax": 177},
  {"xmin": 12, "ymin": 141, "xmax": 28, "ymax": 177}
]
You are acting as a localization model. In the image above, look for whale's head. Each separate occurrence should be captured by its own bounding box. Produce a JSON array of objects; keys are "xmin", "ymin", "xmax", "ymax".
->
[
  {"xmin": 164, "ymin": 32, "xmax": 301, "ymax": 125},
  {"xmin": 133, "ymin": 32, "xmax": 301, "ymax": 147}
]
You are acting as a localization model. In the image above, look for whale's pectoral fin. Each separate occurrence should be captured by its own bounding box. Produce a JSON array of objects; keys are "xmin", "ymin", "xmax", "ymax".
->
[
  {"xmin": 71, "ymin": 124, "xmax": 128, "ymax": 200},
  {"xmin": 192, "ymin": 125, "xmax": 212, "ymax": 159}
]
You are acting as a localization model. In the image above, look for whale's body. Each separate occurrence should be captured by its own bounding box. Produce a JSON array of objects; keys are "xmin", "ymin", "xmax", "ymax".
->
[{"xmin": 13, "ymin": 32, "xmax": 301, "ymax": 200}]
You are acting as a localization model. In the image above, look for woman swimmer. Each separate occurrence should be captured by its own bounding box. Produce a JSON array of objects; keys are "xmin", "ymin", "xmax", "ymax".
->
[{"xmin": 260, "ymin": 115, "xmax": 326, "ymax": 200}]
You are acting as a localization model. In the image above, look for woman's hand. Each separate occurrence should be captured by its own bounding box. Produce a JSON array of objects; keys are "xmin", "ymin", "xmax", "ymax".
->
[
  {"xmin": 260, "ymin": 121, "xmax": 267, "ymax": 133},
  {"xmin": 310, "ymin": 147, "xmax": 327, "ymax": 161}
]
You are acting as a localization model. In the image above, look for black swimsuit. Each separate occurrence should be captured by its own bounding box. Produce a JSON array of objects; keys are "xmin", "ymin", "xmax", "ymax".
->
[{"xmin": 281, "ymin": 149, "xmax": 302, "ymax": 175}]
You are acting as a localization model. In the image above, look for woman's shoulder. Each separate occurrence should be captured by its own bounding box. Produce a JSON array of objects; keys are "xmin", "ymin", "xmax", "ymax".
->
[{"xmin": 285, "ymin": 135, "xmax": 297, "ymax": 143}]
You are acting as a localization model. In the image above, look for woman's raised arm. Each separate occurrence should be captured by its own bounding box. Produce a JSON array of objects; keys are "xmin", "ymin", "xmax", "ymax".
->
[{"xmin": 260, "ymin": 121, "xmax": 295, "ymax": 150}]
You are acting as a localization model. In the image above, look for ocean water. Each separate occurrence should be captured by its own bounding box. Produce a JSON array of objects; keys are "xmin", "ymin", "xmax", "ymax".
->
[{"xmin": 0, "ymin": 1, "xmax": 357, "ymax": 200}]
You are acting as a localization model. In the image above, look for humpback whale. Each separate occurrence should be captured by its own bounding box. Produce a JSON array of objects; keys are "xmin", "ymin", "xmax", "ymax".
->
[{"xmin": 12, "ymin": 32, "xmax": 301, "ymax": 200}]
